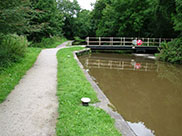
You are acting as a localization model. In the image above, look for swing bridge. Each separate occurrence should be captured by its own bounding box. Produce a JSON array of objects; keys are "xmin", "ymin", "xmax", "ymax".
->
[{"xmin": 86, "ymin": 37, "xmax": 173, "ymax": 53}]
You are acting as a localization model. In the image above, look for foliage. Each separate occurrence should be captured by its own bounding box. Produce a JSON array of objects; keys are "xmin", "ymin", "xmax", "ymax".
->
[
  {"xmin": 0, "ymin": 0, "xmax": 30, "ymax": 35},
  {"xmin": 57, "ymin": 0, "xmax": 81, "ymax": 39},
  {"xmin": 73, "ymin": 36, "xmax": 86, "ymax": 45},
  {"xmin": 56, "ymin": 47, "xmax": 121, "ymax": 136},
  {"xmin": 73, "ymin": 10, "xmax": 92, "ymax": 38},
  {"xmin": 159, "ymin": 38, "xmax": 182, "ymax": 64},
  {"xmin": 173, "ymin": 0, "xmax": 182, "ymax": 35},
  {"xmin": 0, "ymin": 34, "xmax": 28, "ymax": 67},
  {"xmin": 90, "ymin": 0, "xmax": 111, "ymax": 36},
  {"xmin": 31, "ymin": 36, "xmax": 67, "ymax": 48},
  {"xmin": 27, "ymin": 0, "xmax": 64, "ymax": 42},
  {"xmin": 0, "ymin": 48, "xmax": 41, "ymax": 103},
  {"xmin": 90, "ymin": 0, "xmax": 179, "ymax": 38},
  {"xmin": 154, "ymin": 0, "xmax": 177, "ymax": 37}
]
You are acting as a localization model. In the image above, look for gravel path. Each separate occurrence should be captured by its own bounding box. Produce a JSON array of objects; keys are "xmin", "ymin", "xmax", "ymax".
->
[{"xmin": 0, "ymin": 41, "xmax": 71, "ymax": 136}]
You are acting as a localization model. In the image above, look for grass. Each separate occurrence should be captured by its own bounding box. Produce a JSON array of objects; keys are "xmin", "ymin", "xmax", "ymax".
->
[
  {"xmin": 0, "ymin": 48, "xmax": 41, "ymax": 103},
  {"xmin": 56, "ymin": 47, "xmax": 121, "ymax": 136}
]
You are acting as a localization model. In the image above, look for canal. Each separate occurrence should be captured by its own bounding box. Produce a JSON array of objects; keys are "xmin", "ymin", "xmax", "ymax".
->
[{"xmin": 78, "ymin": 52, "xmax": 182, "ymax": 136}]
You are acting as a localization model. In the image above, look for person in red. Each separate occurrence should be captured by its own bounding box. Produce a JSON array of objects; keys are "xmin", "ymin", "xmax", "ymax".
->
[{"xmin": 137, "ymin": 39, "xmax": 143, "ymax": 46}]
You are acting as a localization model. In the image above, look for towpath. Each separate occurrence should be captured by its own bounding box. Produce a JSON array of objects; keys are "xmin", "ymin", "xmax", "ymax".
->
[{"xmin": 0, "ymin": 41, "xmax": 71, "ymax": 136}]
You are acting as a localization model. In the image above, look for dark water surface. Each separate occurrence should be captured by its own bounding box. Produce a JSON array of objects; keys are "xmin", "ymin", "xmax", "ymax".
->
[{"xmin": 79, "ymin": 53, "xmax": 182, "ymax": 136}]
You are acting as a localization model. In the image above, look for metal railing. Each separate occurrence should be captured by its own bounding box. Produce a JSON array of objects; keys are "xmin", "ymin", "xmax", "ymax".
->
[{"xmin": 86, "ymin": 37, "xmax": 173, "ymax": 47}]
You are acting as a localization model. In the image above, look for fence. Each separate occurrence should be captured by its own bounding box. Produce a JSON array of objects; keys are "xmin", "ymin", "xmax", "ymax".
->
[{"xmin": 86, "ymin": 37, "xmax": 173, "ymax": 47}]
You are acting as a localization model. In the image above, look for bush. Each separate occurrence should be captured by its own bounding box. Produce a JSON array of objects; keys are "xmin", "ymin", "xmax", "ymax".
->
[
  {"xmin": 72, "ymin": 36, "xmax": 85, "ymax": 45},
  {"xmin": 159, "ymin": 38, "xmax": 182, "ymax": 64},
  {"xmin": 31, "ymin": 36, "xmax": 66, "ymax": 48},
  {"xmin": 0, "ymin": 34, "xmax": 28, "ymax": 67}
]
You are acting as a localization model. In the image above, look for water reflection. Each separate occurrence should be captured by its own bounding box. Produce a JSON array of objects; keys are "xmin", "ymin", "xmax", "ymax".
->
[
  {"xmin": 84, "ymin": 55, "xmax": 159, "ymax": 72},
  {"xmin": 79, "ymin": 53, "xmax": 182, "ymax": 136}
]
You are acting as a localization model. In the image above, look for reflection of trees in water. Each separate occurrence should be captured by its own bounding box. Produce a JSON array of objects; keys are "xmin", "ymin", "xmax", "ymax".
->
[{"xmin": 157, "ymin": 62, "xmax": 182, "ymax": 85}]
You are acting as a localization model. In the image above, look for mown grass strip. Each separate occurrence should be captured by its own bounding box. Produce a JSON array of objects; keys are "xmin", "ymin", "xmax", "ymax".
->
[
  {"xmin": 56, "ymin": 47, "xmax": 121, "ymax": 136},
  {"xmin": 0, "ymin": 48, "xmax": 41, "ymax": 103}
]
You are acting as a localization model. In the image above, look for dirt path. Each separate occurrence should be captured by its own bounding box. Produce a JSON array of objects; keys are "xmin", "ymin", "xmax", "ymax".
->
[{"xmin": 0, "ymin": 41, "xmax": 71, "ymax": 136}]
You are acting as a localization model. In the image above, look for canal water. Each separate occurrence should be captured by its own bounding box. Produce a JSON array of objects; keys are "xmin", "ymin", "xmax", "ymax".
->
[{"xmin": 78, "ymin": 53, "xmax": 182, "ymax": 136}]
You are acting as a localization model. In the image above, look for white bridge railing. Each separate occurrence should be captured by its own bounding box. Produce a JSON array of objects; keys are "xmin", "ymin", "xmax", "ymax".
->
[{"xmin": 86, "ymin": 37, "xmax": 173, "ymax": 47}]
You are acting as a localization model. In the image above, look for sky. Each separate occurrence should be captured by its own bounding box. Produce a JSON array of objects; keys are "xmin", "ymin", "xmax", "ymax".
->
[{"xmin": 77, "ymin": 0, "xmax": 96, "ymax": 10}]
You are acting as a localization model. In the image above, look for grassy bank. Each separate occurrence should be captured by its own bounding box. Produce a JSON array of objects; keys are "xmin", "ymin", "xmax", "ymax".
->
[
  {"xmin": 0, "ymin": 48, "xmax": 41, "ymax": 103},
  {"xmin": 56, "ymin": 47, "xmax": 121, "ymax": 136}
]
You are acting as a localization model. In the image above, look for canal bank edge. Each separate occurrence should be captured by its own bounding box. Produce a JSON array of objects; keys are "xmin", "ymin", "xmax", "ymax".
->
[{"xmin": 73, "ymin": 49, "xmax": 137, "ymax": 136}]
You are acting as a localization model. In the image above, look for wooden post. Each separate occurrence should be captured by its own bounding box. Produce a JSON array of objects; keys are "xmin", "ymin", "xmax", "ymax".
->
[
  {"xmin": 110, "ymin": 37, "xmax": 113, "ymax": 46},
  {"xmin": 159, "ymin": 38, "xmax": 161, "ymax": 46},
  {"xmin": 123, "ymin": 37, "xmax": 125, "ymax": 46},
  {"xmin": 99, "ymin": 37, "xmax": 101, "ymax": 46},
  {"xmin": 110, "ymin": 37, "xmax": 112, "ymax": 45},
  {"xmin": 120, "ymin": 37, "xmax": 122, "ymax": 46},
  {"xmin": 142, "ymin": 38, "xmax": 145, "ymax": 45},
  {"xmin": 147, "ymin": 38, "xmax": 150, "ymax": 46},
  {"xmin": 112, "ymin": 37, "xmax": 113, "ymax": 45},
  {"xmin": 87, "ymin": 37, "xmax": 89, "ymax": 46}
]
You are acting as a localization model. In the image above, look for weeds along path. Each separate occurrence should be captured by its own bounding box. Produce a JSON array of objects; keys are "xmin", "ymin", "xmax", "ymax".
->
[{"xmin": 0, "ymin": 41, "xmax": 71, "ymax": 136}]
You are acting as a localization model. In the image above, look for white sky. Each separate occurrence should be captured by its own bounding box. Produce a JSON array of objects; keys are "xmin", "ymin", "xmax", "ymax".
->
[{"xmin": 77, "ymin": 0, "xmax": 96, "ymax": 10}]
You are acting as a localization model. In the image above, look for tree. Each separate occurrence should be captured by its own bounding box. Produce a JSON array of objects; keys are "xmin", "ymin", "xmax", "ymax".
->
[
  {"xmin": 73, "ymin": 10, "xmax": 92, "ymax": 38},
  {"xmin": 57, "ymin": 0, "xmax": 81, "ymax": 38},
  {"xmin": 154, "ymin": 0, "xmax": 177, "ymax": 38},
  {"xmin": 90, "ymin": 0, "xmax": 111, "ymax": 36},
  {"xmin": 173, "ymin": 0, "xmax": 182, "ymax": 36},
  {"xmin": 27, "ymin": 0, "xmax": 64, "ymax": 42},
  {"xmin": 92, "ymin": 0, "xmax": 154, "ymax": 37},
  {"xmin": 0, "ymin": 0, "xmax": 29, "ymax": 35}
]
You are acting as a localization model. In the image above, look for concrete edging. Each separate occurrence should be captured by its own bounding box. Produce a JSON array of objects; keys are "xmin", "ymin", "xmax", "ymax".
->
[{"xmin": 73, "ymin": 49, "xmax": 137, "ymax": 136}]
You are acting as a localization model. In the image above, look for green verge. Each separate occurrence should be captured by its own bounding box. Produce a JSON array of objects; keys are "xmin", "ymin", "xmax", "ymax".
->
[
  {"xmin": 56, "ymin": 47, "xmax": 121, "ymax": 136},
  {"xmin": 0, "ymin": 48, "xmax": 41, "ymax": 103}
]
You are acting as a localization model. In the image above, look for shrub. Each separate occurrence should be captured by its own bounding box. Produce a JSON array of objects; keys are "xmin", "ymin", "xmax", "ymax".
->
[
  {"xmin": 0, "ymin": 34, "xmax": 28, "ymax": 67},
  {"xmin": 159, "ymin": 38, "xmax": 182, "ymax": 64},
  {"xmin": 72, "ymin": 36, "xmax": 85, "ymax": 45}
]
